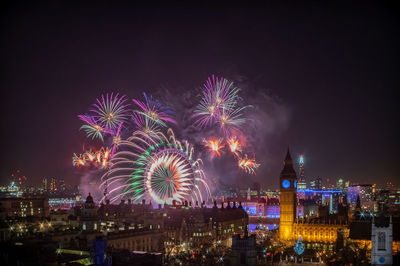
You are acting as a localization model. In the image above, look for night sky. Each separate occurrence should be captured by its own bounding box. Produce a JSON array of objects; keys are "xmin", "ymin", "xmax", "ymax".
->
[{"xmin": 1, "ymin": 1, "xmax": 399, "ymax": 189}]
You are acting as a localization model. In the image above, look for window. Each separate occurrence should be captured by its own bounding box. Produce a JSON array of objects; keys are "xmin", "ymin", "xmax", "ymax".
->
[{"xmin": 378, "ymin": 232, "xmax": 386, "ymax": 250}]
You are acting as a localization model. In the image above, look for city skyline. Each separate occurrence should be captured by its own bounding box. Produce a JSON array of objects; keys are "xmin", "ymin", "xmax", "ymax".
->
[{"xmin": 1, "ymin": 2, "xmax": 399, "ymax": 189}]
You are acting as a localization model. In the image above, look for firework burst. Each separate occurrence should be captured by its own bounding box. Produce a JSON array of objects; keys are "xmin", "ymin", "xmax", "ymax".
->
[
  {"xmin": 90, "ymin": 93, "xmax": 131, "ymax": 130},
  {"xmin": 73, "ymin": 148, "xmax": 111, "ymax": 168},
  {"xmin": 133, "ymin": 93, "xmax": 177, "ymax": 124},
  {"xmin": 73, "ymin": 153, "xmax": 86, "ymax": 167},
  {"xmin": 217, "ymin": 106, "xmax": 247, "ymax": 137},
  {"xmin": 227, "ymin": 136, "xmax": 241, "ymax": 156},
  {"xmin": 193, "ymin": 75, "xmax": 241, "ymax": 128},
  {"xmin": 203, "ymin": 138, "xmax": 224, "ymax": 157},
  {"xmin": 238, "ymin": 154, "xmax": 260, "ymax": 174},
  {"xmin": 100, "ymin": 129, "xmax": 210, "ymax": 204},
  {"xmin": 78, "ymin": 114, "xmax": 109, "ymax": 142}
]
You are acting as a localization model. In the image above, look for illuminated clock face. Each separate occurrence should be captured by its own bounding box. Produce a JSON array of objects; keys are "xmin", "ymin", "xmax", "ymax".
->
[{"xmin": 282, "ymin": 180, "xmax": 290, "ymax": 188}]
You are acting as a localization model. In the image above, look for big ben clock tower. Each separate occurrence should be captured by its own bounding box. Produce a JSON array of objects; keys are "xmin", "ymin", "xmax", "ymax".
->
[{"xmin": 279, "ymin": 148, "xmax": 297, "ymax": 241}]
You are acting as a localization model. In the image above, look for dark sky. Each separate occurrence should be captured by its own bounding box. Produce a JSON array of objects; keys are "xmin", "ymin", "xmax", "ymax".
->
[{"xmin": 1, "ymin": 1, "xmax": 399, "ymax": 189}]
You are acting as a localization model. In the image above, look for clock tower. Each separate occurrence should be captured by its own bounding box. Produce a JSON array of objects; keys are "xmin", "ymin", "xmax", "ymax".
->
[{"xmin": 279, "ymin": 148, "xmax": 297, "ymax": 241}]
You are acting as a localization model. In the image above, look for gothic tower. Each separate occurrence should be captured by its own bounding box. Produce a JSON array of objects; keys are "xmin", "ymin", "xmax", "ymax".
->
[
  {"xmin": 279, "ymin": 148, "xmax": 297, "ymax": 241},
  {"xmin": 371, "ymin": 215, "xmax": 393, "ymax": 265}
]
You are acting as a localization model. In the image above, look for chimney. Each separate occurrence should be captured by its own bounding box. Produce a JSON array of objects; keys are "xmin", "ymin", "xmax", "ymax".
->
[{"xmin": 142, "ymin": 199, "xmax": 145, "ymax": 205}]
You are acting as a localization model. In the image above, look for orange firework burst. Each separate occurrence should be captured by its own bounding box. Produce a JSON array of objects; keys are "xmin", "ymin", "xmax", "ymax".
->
[
  {"xmin": 227, "ymin": 136, "xmax": 241, "ymax": 155},
  {"xmin": 203, "ymin": 138, "xmax": 223, "ymax": 157},
  {"xmin": 73, "ymin": 147, "xmax": 111, "ymax": 168},
  {"xmin": 238, "ymin": 154, "xmax": 260, "ymax": 174}
]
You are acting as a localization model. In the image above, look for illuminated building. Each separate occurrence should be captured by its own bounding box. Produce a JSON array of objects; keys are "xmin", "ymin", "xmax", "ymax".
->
[
  {"xmin": 279, "ymin": 149, "xmax": 297, "ymax": 241},
  {"xmin": 80, "ymin": 193, "xmax": 98, "ymax": 232},
  {"xmin": 50, "ymin": 177, "xmax": 58, "ymax": 192},
  {"xmin": 224, "ymin": 196, "xmax": 279, "ymax": 232},
  {"xmin": 297, "ymin": 155, "xmax": 306, "ymax": 190},
  {"xmin": 278, "ymin": 150, "xmax": 350, "ymax": 246},
  {"xmin": 299, "ymin": 199, "xmax": 318, "ymax": 218},
  {"xmin": 292, "ymin": 216, "xmax": 348, "ymax": 244},
  {"xmin": 42, "ymin": 178, "xmax": 48, "ymax": 191},
  {"xmin": 59, "ymin": 179, "xmax": 66, "ymax": 191},
  {"xmin": 347, "ymin": 184, "xmax": 375, "ymax": 212},
  {"xmin": 48, "ymin": 197, "xmax": 83, "ymax": 210},
  {"xmin": 336, "ymin": 178, "xmax": 344, "ymax": 190},
  {"xmin": 0, "ymin": 197, "xmax": 50, "ymax": 218},
  {"xmin": 310, "ymin": 178, "xmax": 322, "ymax": 190}
]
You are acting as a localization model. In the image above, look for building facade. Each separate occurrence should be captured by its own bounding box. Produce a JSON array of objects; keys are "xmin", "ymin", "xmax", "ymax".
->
[{"xmin": 279, "ymin": 149, "xmax": 297, "ymax": 241}]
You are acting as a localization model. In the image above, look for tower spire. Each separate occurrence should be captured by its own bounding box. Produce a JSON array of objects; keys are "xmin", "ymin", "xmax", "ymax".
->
[{"xmin": 281, "ymin": 148, "xmax": 296, "ymax": 175}]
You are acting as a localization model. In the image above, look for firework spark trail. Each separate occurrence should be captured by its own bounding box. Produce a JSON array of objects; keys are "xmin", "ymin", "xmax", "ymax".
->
[
  {"xmin": 237, "ymin": 154, "xmax": 260, "ymax": 174},
  {"xmin": 110, "ymin": 123, "xmax": 123, "ymax": 155},
  {"xmin": 217, "ymin": 106, "xmax": 248, "ymax": 137},
  {"xmin": 203, "ymin": 138, "xmax": 224, "ymax": 157},
  {"xmin": 227, "ymin": 136, "xmax": 242, "ymax": 156},
  {"xmin": 73, "ymin": 153, "xmax": 86, "ymax": 166},
  {"xmin": 193, "ymin": 75, "xmax": 242, "ymax": 129},
  {"xmin": 78, "ymin": 114, "xmax": 111, "ymax": 142},
  {"xmin": 90, "ymin": 93, "xmax": 131, "ymax": 130},
  {"xmin": 133, "ymin": 92, "xmax": 177, "ymax": 125},
  {"xmin": 203, "ymin": 75, "xmax": 240, "ymax": 111},
  {"xmin": 101, "ymin": 129, "xmax": 210, "ymax": 204},
  {"xmin": 72, "ymin": 148, "xmax": 111, "ymax": 168},
  {"xmin": 132, "ymin": 111, "xmax": 162, "ymax": 134}
]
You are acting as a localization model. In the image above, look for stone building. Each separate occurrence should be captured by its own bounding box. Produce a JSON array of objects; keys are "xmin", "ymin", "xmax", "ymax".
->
[
  {"xmin": 0, "ymin": 197, "xmax": 50, "ymax": 218},
  {"xmin": 279, "ymin": 149, "xmax": 297, "ymax": 241},
  {"xmin": 278, "ymin": 149, "xmax": 350, "ymax": 248},
  {"xmin": 229, "ymin": 233, "xmax": 257, "ymax": 266}
]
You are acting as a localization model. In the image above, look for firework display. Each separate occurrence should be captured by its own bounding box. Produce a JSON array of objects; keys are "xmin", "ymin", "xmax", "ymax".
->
[
  {"xmin": 193, "ymin": 75, "xmax": 248, "ymax": 136},
  {"xmin": 73, "ymin": 148, "xmax": 111, "ymax": 168},
  {"xmin": 72, "ymin": 74, "xmax": 262, "ymax": 203},
  {"xmin": 193, "ymin": 75, "xmax": 260, "ymax": 173},
  {"xmin": 237, "ymin": 154, "xmax": 260, "ymax": 174},
  {"xmin": 78, "ymin": 114, "xmax": 109, "ymax": 142},
  {"xmin": 100, "ymin": 129, "xmax": 211, "ymax": 204},
  {"xmin": 133, "ymin": 93, "xmax": 177, "ymax": 125},
  {"xmin": 90, "ymin": 93, "xmax": 131, "ymax": 130},
  {"xmin": 203, "ymin": 138, "xmax": 224, "ymax": 157},
  {"xmin": 227, "ymin": 136, "xmax": 241, "ymax": 156}
]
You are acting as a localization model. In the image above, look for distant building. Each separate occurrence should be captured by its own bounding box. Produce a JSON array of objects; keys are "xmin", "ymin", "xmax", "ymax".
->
[
  {"xmin": 336, "ymin": 178, "xmax": 344, "ymax": 190},
  {"xmin": 80, "ymin": 193, "xmax": 98, "ymax": 232},
  {"xmin": 297, "ymin": 154, "xmax": 307, "ymax": 190},
  {"xmin": 310, "ymin": 178, "xmax": 322, "ymax": 190},
  {"xmin": 0, "ymin": 197, "xmax": 50, "ymax": 218},
  {"xmin": 42, "ymin": 178, "xmax": 48, "ymax": 191},
  {"xmin": 348, "ymin": 184, "xmax": 375, "ymax": 212}
]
